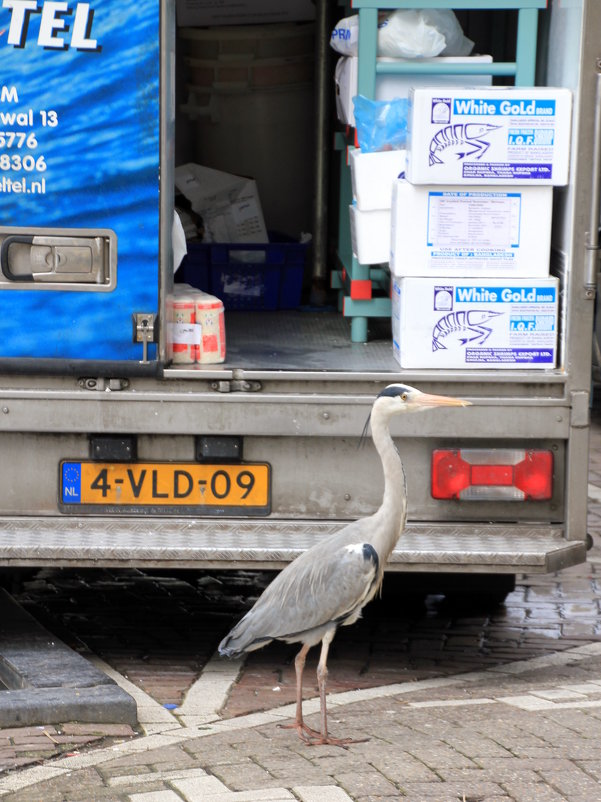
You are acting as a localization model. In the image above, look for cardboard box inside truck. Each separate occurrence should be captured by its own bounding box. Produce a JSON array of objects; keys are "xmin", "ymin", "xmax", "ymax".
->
[
  {"xmin": 406, "ymin": 86, "xmax": 572, "ymax": 185},
  {"xmin": 390, "ymin": 180, "xmax": 553, "ymax": 278},
  {"xmin": 392, "ymin": 277, "xmax": 559, "ymax": 370}
]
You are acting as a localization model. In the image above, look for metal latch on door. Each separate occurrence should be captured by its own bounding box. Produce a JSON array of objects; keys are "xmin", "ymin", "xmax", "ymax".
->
[{"xmin": 0, "ymin": 229, "xmax": 116, "ymax": 289}]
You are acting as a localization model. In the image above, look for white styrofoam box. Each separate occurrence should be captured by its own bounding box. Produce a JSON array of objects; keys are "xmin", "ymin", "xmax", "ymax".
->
[
  {"xmin": 176, "ymin": 0, "xmax": 315, "ymax": 27},
  {"xmin": 407, "ymin": 86, "xmax": 572, "ymax": 185},
  {"xmin": 391, "ymin": 277, "xmax": 559, "ymax": 370},
  {"xmin": 335, "ymin": 55, "xmax": 493, "ymax": 127},
  {"xmin": 390, "ymin": 180, "xmax": 552, "ymax": 277},
  {"xmin": 349, "ymin": 204, "xmax": 390, "ymax": 264},
  {"xmin": 350, "ymin": 149, "xmax": 406, "ymax": 211}
]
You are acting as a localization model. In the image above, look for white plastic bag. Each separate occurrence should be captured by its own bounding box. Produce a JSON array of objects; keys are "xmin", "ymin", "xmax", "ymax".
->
[
  {"xmin": 330, "ymin": 14, "xmax": 358, "ymax": 57},
  {"xmin": 378, "ymin": 10, "xmax": 445, "ymax": 58},
  {"xmin": 421, "ymin": 9, "xmax": 474, "ymax": 57},
  {"xmin": 172, "ymin": 211, "xmax": 187, "ymax": 273},
  {"xmin": 330, "ymin": 9, "xmax": 473, "ymax": 59}
]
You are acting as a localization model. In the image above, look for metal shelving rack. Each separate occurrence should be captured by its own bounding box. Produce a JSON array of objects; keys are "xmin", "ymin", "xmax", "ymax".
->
[{"xmin": 332, "ymin": 0, "xmax": 546, "ymax": 343}]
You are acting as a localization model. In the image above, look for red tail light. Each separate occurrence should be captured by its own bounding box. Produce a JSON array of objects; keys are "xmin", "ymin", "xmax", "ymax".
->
[{"xmin": 432, "ymin": 449, "xmax": 553, "ymax": 501}]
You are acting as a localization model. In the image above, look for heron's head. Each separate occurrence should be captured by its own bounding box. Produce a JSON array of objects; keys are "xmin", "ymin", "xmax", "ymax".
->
[
  {"xmin": 375, "ymin": 383, "xmax": 471, "ymax": 417},
  {"xmin": 360, "ymin": 384, "xmax": 470, "ymax": 443}
]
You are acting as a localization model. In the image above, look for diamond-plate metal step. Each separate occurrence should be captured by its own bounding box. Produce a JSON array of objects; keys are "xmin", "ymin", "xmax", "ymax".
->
[{"xmin": 0, "ymin": 517, "xmax": 585, "ymax": 574}]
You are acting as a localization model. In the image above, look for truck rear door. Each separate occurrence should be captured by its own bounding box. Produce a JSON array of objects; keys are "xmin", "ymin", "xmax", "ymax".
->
[{"xmin": 0, "ymin": 0, "xmax": 165, "ymax": 367}]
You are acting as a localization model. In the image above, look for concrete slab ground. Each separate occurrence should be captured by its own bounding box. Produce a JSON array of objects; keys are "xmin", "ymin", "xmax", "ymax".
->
[{"xmin": 0, "ymin": 588, "xmax": 137, "ymax": 728}]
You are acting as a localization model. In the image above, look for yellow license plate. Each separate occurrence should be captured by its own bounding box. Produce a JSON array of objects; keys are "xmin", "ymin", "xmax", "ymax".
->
[{"xmin": 60, "ymin": 461, "xmax": 271, "ymax": 515}]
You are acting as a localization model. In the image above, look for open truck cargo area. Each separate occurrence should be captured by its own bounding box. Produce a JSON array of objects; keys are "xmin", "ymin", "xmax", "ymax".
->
[{"xmin": 0, "ymin": 0, "xmax": 598, "ymax": 592}]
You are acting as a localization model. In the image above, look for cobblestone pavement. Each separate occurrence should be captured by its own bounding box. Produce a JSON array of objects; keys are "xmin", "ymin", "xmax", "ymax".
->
[{"xmin": 0, "ymin": 409, "xmax": 600, "ymax": 800}]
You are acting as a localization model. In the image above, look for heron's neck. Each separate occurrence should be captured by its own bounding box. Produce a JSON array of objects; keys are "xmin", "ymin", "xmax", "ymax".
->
[{"xmin": 370, "ymin": 411, "xmax": 407, "ymax": 560}]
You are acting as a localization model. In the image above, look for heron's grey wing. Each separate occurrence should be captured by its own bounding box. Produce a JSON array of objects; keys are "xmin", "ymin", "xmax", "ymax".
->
[
  {"xmin": 219, "ymin": 535, "xmax": 380, "ymax": 655},
  {"xmin": 272, "ymin": 540, "xmax": 381, "ymax": 639}
]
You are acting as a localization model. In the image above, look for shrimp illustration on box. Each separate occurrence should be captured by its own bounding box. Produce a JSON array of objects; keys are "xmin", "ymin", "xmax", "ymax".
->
[
  {"xmin": 432, "ymin": 310, "xmax": 502, "ymax": 351},
  {"xmin": 429, "ymin": 123, "xmax": 501, "ymax": 166}
]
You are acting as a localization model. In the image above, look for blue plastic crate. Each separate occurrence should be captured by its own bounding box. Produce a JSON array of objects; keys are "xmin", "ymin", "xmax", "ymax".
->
[
  {"xmin": 176, "ymin": 236, "xmax": 307, "ymax": 311},
  {"xmin": 175, "ymin": 242, "xmax": 211, "ymax": 293}
]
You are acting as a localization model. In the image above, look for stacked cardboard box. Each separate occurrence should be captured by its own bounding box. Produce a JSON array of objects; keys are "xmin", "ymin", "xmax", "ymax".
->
[{"xmin": 390, "ymin": 86, "xmax": 572, "ymax": 370}]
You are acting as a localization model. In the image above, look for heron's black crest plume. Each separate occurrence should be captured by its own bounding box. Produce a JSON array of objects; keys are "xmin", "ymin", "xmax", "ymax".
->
[
  {"xmin": 377, "ymin": 384, "xmax": 411, "ymax": 399},
  {"xmin": 359, "ymin": 412, "xmax": 371, "ymax": 449}
]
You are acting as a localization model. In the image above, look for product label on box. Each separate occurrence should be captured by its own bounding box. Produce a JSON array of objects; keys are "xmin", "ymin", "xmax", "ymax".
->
[
  {"xmin": 392, "ymin": 278, "xmax": 558, "ymax": 369},
  {"xmin": 168, "ymin": 322, "xmax": 202, "ymax": 346},
  {"xmin": 408, "ymin": 88, "xmax": 571, "ymax": 186},
  {"xmin": 429, "ymin": 96, "xmax": 558, "ymax": 180},
  {"xmin": 464, "ymin": 347, "xmax": 554, "ymax": 364},
  {"xmin": 452, "ymin": 98, "xmax": 557, "ymax": 117},
  {"xmin": 454, "ymin": 285, "xmax": 556, "ymax": 304},
  {"xmin": 431, "ymin": 284, "xmax": 556, "ymax": 364},
  {"xmin": 461, "ymin": 162, "xmax": 553, "ymax": 181},
  {"xmin": 427, "ymin": 191, "xmax": 521, "ymax": 268}
]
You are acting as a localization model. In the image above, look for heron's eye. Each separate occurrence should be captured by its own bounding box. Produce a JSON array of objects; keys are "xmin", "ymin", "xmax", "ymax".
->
[{"xmin": 401, "ymin": 393, "xmax": 408, "ymax": 401}]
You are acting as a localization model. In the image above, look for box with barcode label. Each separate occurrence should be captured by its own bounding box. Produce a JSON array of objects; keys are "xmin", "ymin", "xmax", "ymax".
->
[
  {"xmin": 392, "ymin": 277, "xmax": 559, "ymax": 369},
  {"xmin": 406, "ymin": 87, "xmax": 572, "ymax": 185},
  {"xmin": 390, "ymin": 180, "xmax": 552, "ymax": 277}
]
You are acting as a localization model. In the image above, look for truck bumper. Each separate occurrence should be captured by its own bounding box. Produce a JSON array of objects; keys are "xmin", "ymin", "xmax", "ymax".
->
[{"xmin": 0, "ymin": 518, "xmax": 585, "ymax": 574}]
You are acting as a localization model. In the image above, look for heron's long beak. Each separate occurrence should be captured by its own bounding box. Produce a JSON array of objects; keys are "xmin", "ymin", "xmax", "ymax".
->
[{"xmin": 416, "ymin": 392, "xmax": 472, "ymax": 408}]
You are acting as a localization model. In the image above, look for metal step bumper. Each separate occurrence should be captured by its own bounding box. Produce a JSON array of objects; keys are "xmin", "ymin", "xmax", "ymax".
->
[{"xmin": 0, "ymin": 517, "xmax": 585, "ymax": 574}]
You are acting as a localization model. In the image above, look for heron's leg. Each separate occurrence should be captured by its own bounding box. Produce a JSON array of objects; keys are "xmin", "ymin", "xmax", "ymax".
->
[
  {"xmin": 307, "ymin": 630, "xmax": 368, "ymax": 749},
  {"xmin": 279, "ymin": 643, "xmax": 321, "ymax": 740},
  {"xmin": 293, "ymin": 642, "xmax": 310, "ymax": 728},
  {"xmin": 316, "ymin": 628, "xmax": 335, "ymax": 739}
]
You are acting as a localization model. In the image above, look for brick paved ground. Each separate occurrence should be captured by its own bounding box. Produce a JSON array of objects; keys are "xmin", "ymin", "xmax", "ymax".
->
[
  {"xmin": 0, "ymin": 724, "xmax": 137, "ymax": 774},
  {"xmin": 0, "ymin": 406, "xmax": 600, "ymax": 799},
  {"xmin": 3, "ymin": 642, "xmax": 601, "ymax": 801}
]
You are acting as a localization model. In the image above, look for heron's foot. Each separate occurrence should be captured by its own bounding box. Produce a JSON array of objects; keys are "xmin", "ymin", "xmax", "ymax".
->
[
  {"xmin": 278, "ymin": 720, "xmax": 322, "ymax": 741},
  {"xmin": 279, "ymin": 721, "xmax": 368, "ymax": 749},
  {"xmin": 303, "ymin": 733, "xmax": 369, "ymax": 750}
]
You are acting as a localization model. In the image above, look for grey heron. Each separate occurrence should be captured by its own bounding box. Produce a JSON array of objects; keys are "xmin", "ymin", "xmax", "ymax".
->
[{"xmin": 219, "ymin": 384, "xmax": 470, "ymax": 747}]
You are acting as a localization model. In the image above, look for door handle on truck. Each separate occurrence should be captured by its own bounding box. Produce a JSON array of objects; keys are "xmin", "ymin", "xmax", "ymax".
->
[
  {"xmin": 1, "ymin": 234, "xmax": 112, "ymax": 285},
  {"xmin": 1, "ymin": 235, "xmax": 34, "ymax": 281}
]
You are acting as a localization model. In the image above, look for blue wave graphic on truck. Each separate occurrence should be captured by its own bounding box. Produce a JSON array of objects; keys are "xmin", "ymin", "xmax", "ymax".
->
[{"xmin": 0, "ymin": 0, "xmax": 160, "ymax": 360}]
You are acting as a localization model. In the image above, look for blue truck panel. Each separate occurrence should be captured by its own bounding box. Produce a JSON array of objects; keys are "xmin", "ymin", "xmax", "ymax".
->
[{"xmin": 0, "ymin": 0, "xmax": 160, "ymax": 360}]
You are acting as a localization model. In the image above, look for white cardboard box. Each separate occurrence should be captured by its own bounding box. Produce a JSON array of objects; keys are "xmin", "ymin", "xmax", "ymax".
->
[
  {"xmin": 335, "ymin": 55, "xmax": 493, "ymax": 127},
  {"xmin": 176, "ymin": 0, "xmax": 315, "ymax": 27},
  {"xmin": 174, "ymin": 163, "xmax": 268, "ymax": 244},
  {"xmin": 350, "ymin": 149, "xmax": 407, "ymax": 211},
  {"xmin": 407, "ymin": 86, "xmax": 572, "ymax": 185},
  {"xmin": 391, "ymin": 277, "xmax": 559, "ymax": 369},
  {"xmin": 390, "ymin": 180, "xmax": 552, "ymax": 277},
  {"xmin": 349, "ymin": 204, "xmax": 390, "ymax": 264}
]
